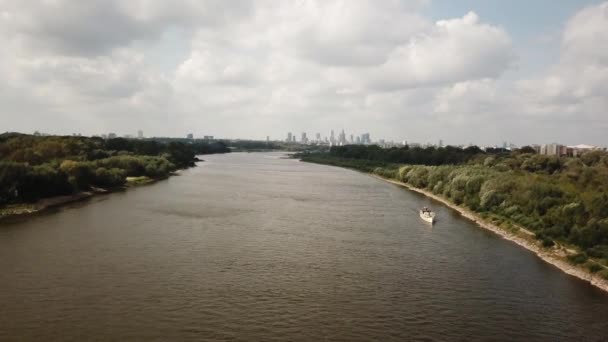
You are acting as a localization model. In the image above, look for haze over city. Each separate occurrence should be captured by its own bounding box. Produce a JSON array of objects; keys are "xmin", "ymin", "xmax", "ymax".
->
[{"xmin": 2, "ymin": 0, "xmax": 607, "ymax": 145}]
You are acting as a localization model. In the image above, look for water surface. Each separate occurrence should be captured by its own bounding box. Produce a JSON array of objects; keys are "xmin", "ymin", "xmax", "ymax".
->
[{"xmin": 1, "ymin": 152, "xmax": 607, "ymax": 341}]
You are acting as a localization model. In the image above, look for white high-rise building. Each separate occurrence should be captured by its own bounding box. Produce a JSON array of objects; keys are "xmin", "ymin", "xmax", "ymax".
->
[
  {"xmin": 338, "ymin": 129, "xmax": 347, "ymax": 145},
  {"xmin": 361, "ymin": 133, "xmax": 371, "ymax": 144}
]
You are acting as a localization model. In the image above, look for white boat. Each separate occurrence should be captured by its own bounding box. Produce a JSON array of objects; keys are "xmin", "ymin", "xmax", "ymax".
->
[{"xmin": 419, "ymin": 208, "xmax": 435, "ymax": 224}]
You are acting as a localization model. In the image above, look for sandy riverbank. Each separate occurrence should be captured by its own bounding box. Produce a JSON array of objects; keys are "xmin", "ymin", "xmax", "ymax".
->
[
  {"xmin": 0, "ymin": 176, "xmax": 163, "ymax": 222},
  {"xmin": 0, "ymin": 192, "xmax": 97, "ymax": 221},
  {"xmin": 372, "ymin": 174, "xmax": 608, "ymax": 293}
]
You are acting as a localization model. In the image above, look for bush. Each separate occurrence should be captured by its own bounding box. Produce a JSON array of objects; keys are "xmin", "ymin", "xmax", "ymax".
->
[
  {"xmin": 585, "ymin": 262, "xmax": 603, "ymax": 274},
  {"xmin": 93, "ymin": 167, "xmax": 126, "ymax": 187},
  {"xmin": 567, "ymin": 253, "xmax": 588, "ymax": 265},
  {"xmin": 59, "ymin": 160, "xmax": 94, "ymax": 190},
  {"xmin": 542, "ymin": 238, "xmax": 555, "ymax": 248},
  {"xmin": 586, "ymin": 245, "xmax": 608, "ymax": 260}
]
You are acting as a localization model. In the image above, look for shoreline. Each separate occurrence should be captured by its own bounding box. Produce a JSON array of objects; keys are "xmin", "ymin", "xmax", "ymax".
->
[
  {"xmin": 370, "ymin": 174, "xmax": 608, "ymax": 294},
  {"xmin": 0, "ymin": 192, "xmax": 97, "ymax": 221},
  {"xmin": 0, "ymin": 174, "xmax": 172, "ymax": 222}
]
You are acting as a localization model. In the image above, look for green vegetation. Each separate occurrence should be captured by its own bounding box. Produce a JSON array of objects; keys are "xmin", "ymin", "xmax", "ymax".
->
[
  {"xmin": 0, "ymin": 133, "xmax": 230, "ymax": 208},
  {"xmin": 300, "ymin": 144, "xmax": 608, "ymax": 269}
]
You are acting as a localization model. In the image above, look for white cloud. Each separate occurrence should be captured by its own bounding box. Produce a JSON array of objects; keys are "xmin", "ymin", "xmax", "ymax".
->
[
  {"xmin": 0, "ymin": 0, "xmax": 253, "ymax": 56},
  {"xmin": 517, "ymin": 2, "xmax": 608, "ymax": 118},
  {"xmin": 1, "ymin": 0, "xmax": 607, "ymax": 145},
  {"xmin": 365, "ymin": 12, "xmax": 513, "ymax": 90}
]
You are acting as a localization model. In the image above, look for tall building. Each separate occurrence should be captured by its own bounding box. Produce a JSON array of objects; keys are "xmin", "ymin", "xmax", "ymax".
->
[
  {"xmin": 315, "ymin": 133, "xmax": 321, "ymax": 142},
  {"xmin": 330, "ymin": 130, "xmax": 335, "ymax": 144},
  {"xmin": 187, "ymin": 133, "xmax": 194, "ymax": 139},
  {"xmin": 540, "ymin": 143, "xmax": 563, "ymax": 156},
  {"xmin": 301, "ymin": 132, "xmax": 308, "ymax": 144},
  {"xmin": 439, "ymin": 139, "xmax": 443, "ymax": 148},
  {"xmin": 287, "ymin": 132, "xmax": 292, "ymax": 142},
  {"xmin": 338, "ymin": 129, "xmax": 347, "ymax": 145},
  {"xmin": 138, "ymin": 130, "xmax": 143, "ymax": 139},
  {"xmin": 361, "ymin": 133, "xmax": 371, "ymax": 145}
]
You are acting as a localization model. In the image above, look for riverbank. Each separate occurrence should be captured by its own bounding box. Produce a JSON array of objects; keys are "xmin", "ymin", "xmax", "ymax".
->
[
  {"xmin": 0, "ymin": 175, "xmax": 168, "ymax": 222},
  {"xmin": 0, "ymin": 192, "xmax": 97, "ymax": 221},
  {"xmin": 370, "ymin": 174, "xmax": 608, "ymax": 293}
]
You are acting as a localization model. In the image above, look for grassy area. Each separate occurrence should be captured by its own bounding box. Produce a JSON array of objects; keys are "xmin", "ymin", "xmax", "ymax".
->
[{"xmin": 126, "ymin": 176, "xmax": 156, "ymax": 186}]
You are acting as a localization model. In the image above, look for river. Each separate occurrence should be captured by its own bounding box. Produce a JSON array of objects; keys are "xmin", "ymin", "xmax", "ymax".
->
[{"xmin": 1, "ymin": 152, "xmax": 607, "ymax": 341}]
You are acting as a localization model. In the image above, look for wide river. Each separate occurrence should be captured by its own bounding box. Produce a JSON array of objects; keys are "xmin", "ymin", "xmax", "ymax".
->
[{"xmin": 1, "ymin": 152, "xmax": 608, "ymax": 341}]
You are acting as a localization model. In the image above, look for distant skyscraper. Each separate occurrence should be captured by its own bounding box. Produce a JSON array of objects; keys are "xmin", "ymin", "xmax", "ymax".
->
[
  {"xmin": 439, "ymin": 139, "xmax": 443, "ymax": 147},
  {"xmin": 138, "ymin": 130, "xmax": 143, "ymax": 139},
  {"xmin": 356, "ymin": 136, "xmax": 361, "ymax": 144},
  {"xmin": 361, "ymin": 133, "xmax": 371, "ymax": 144},
  {"xmin": 266, "ymin": 136, "xmax": 270, "ymax": 143},
  {"xmin": 338, "ymin": 129, "xmax": 346, "ymax": 145},
  {"xmin": 301, "ymin": 132, "xmax": 308, "ymax": 144},
  {"xmin": 330, "ymin": 130, "xmax": 335, "ymax": 144},
  {"xmin": 287, "ymin": 132, "xmax": 292, "ymax": 142},
  {"xmin": 187, "ymin": 133, "xmax": 194, "ymax": 139},
  {"xmin": 315, "ymin": 133, "xmax": 321, "ymax": 142}
]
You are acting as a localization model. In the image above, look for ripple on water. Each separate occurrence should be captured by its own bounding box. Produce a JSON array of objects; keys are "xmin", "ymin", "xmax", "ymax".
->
[{"xmin": 0, "ymin": 152, "xmax": 608, "ymax": 341}]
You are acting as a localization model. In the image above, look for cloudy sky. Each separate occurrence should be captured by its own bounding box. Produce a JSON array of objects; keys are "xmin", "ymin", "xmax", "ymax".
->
[{"xmin": 1, "ymin": 0, "xmax": 607, "ymax": 146}]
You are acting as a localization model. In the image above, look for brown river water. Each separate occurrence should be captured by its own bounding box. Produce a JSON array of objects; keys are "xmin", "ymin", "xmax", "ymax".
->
[{"xmin": 1, "ymin": 152, "xmax": 608, "ymax": 341}]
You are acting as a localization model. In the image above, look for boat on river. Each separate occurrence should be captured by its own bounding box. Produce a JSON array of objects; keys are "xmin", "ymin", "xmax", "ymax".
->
[{"xmin": 419, "ymin": 207, "xmax": 435, "ymax": 224}]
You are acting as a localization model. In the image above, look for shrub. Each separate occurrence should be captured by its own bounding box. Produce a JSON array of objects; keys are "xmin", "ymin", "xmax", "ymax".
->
[
  {"xmin": 567, "ymin": 253, "xmax": 589, "ymax": 265},
  {"xmin": 585, "ymin": 262, "xmax": 603, "ymax": 274},
  {"xmin": 542, "ymin": 238, "xmax": 555, "ymax": 248},
  {"xmin": 93, "ymin": 167, "xmax": 126, "ymax": 187}
]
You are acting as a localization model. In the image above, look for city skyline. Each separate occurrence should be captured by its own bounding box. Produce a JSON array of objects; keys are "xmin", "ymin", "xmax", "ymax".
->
[
  {"xmin": 25, "ymin": 127, "xmax": 608, "ymax": 150},
  {"xmin": 2, "ymin": 1, "xmax": 608, "ymax": 145}
]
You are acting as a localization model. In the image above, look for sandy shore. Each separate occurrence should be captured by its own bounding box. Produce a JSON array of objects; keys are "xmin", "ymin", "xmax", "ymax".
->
[
  {"xmin": 0, "ymin": 176, "xmax": 169, "ymax": 222},
  {"xmin": 372, "ymin": 174, "xmax": 608, "ymax": 293},
  {"xmin": 0, "ymin": 191, "xmax": 101, "ymax": 221}
]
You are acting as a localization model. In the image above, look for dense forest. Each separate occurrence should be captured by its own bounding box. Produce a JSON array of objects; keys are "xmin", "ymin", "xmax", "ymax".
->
[
  {"xmin": 301, "ymin": 145, "xmax": 608, "ymax": 276},
  {"xmin": 0, "ymin": 133, "xmax": 229, "ymax": 205}
]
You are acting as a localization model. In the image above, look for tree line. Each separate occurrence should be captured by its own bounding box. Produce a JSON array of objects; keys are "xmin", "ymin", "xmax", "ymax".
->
[{"xmin": 0, "ymin": 133, "xmax": 230, "ymax": 205}]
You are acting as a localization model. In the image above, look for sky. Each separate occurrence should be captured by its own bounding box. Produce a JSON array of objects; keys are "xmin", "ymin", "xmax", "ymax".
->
[{"xmin": 1, "ymin": 0, "xmax": 607, "ymax": 146}]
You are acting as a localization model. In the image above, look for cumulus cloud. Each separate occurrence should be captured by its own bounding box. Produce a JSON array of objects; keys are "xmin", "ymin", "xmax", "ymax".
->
[
  {"xmin": 1, "ymin": 0, "xmax": 607, "ymax": 145},
  {"xmin": 0, "ymin": 0, "xmax": 252, "ymax": 56},
  {"xmin": 365, "ymin": 12, "xmax": 513, "ymax": 90},
  {"xmin": 517, "ymin": 2, "xmax": 608, "ymax": 118}
]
